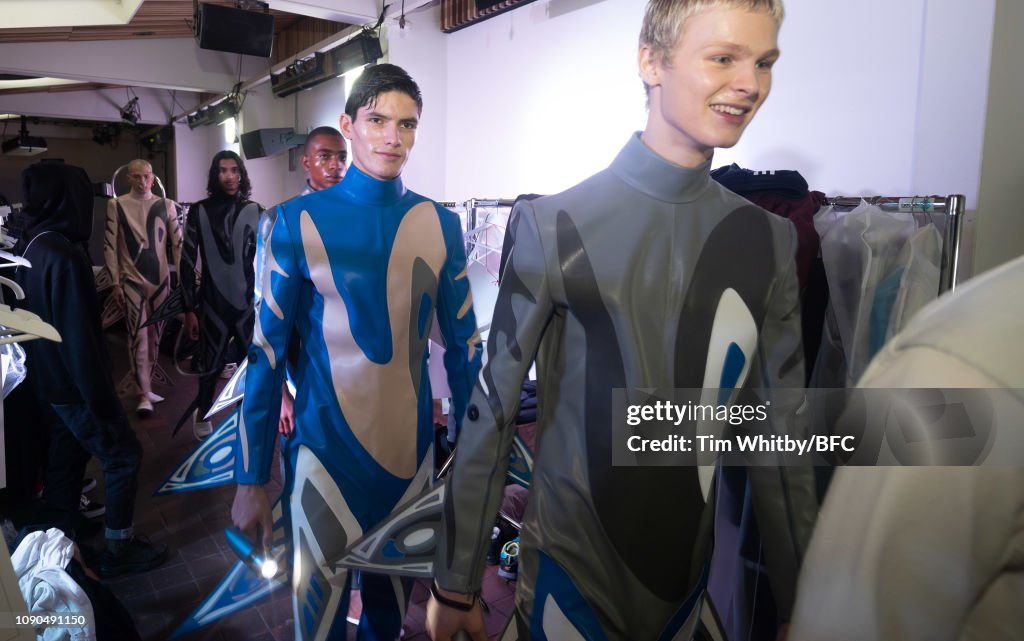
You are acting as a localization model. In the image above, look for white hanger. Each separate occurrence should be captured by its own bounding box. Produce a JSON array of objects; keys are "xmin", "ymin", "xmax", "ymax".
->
[
  {"xmin": 0, "ymin": 276, "xmax": 24, "ymax": 300},
  {"xmin": 0, "ymin": 304, "xmax": 61, "ymax": 345},
  {"xmin": 0, "ymin": 248, "xmax": 29, "ymax": 270}
]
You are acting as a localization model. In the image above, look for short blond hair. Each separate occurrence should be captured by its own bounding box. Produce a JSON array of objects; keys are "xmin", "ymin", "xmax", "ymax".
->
[
  {"xmin": 640, "ymin": 0, "xmax": 784, "ymax": 84},
  {"xmin": 127, "ymin": 159, "xmax": 152, "ymax": 174}
]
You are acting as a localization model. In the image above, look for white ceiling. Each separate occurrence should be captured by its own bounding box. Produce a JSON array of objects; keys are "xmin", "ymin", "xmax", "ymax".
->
[
  {"xmin": 0, "ymin": 0, "xmax": 380, "ymax": 97},
  {"xmin": 1, "ymin": 0, "xmax": 146, "ymax": 29}
]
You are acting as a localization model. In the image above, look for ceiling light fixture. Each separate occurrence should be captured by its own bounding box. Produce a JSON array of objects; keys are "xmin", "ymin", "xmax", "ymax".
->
[
  {"xmin": 120, "ymin": 96, "xmax": 141, "ymax": 125},
  {"xmin": 270, "ymin": 32, "xmax": 382, "ymax": 99},
  {"xmin": 187, "ymin": 91, "xmax": 243, "ymax": 129}
]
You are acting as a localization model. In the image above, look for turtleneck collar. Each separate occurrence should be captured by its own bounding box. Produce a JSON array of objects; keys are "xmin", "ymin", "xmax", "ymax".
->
[
  {"xmin": 610, "ymin": 132, "xmax": 712, "ymax": 204},
  {"xmin": 339, "ymin": 163, "xmax": 406, "ymax": 206}
]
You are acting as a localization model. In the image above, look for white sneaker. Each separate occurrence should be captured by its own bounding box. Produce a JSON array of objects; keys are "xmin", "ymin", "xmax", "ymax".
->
[
  {"xmin": 192, "ymin": 410, "xmax": 213, "ymax": 440},
  {"xmin": 221, "ymin": 362, "xmax": 238, "ymax": 379},
  {"xmin": 136, "ymin": 398, "xmax": 154, "ymax": 418},
  {"xmin": 147, "ymin": 392, "xmax": 165, "ymax": 403}
]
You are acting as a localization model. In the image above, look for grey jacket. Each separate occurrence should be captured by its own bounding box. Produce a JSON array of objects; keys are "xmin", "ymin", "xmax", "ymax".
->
[{"xmin": 438, "ymin": 134, "xmax": 818, "ymax": 639}]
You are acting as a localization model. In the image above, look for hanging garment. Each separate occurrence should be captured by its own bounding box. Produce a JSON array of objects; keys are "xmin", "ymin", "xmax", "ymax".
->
[
  {"xmin": 813, "ymin": 202, "xmax": 918, "ymax": 385},
  {"xmin": 710, "ymin": 164, "xmax": 827, "ymax": 381},
  {"xmin": 711, "ymin": 164, "xmax": 823, "ymax": 289},
  {"xmin": 887, "ymin": 223, "xmax": 942, "ymax": 338},
  {"xmin": 11, "ymin": 528, "xmax": 95, "ymax": 641}
]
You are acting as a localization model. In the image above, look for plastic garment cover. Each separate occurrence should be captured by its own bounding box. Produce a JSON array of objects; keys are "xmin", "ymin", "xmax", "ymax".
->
[
  {"xmin": 1, "ymin": 342, "xmax": 26, "ymax": 398},
  {"xmin": 886, "ymin": 224, "xmax": 942, "ymax": 338},
  {"xmin": 813, "ymin": 202, "xmax": 930, "ymax": 385}
]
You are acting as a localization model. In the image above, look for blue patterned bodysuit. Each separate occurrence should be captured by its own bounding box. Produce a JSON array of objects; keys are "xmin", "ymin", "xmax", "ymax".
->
[{"xmin": 239, "ymin": 165, "xmax": 481, "ymax": 640}]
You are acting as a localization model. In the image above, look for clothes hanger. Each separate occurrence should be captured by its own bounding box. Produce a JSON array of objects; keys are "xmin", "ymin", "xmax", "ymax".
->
[
  {"xmin": 0, "ymin": 249, "xmax": 30, "ymax": 269},
  {"xmin": 0, "ymin": 275, "xmax": 25, "ymax": 300},
  {"xmin": 0, "ymin": 304, "xmax": 61, "ymax": 345}
]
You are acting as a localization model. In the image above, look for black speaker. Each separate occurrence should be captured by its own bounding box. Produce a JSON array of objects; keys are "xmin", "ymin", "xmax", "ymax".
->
[
  {"xmin": 240, "ymin": 128, "xmax": 306, "ymax": 159},
  {"xmin": 194, "ymin": 2, "xmax": 275, "ymax": 58}
]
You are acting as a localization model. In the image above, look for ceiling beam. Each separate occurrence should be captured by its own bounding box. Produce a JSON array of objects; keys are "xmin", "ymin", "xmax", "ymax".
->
[
  {"xmin": 0, "ymin": 38, "xmax": 266, "ymax": 93},
  {"xmin": 1, "ymin": 0, "xmax": 145, "ymax": 29},
  {"xmin": 0, "ymin": 86, "xmax": 177, "ymax": 125},
  {"xmin": 268, "ymin": 0, "xmax": 380, "ymax": 25}
]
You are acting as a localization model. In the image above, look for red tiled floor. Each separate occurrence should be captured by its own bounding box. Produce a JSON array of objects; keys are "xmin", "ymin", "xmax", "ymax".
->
[{"xmin": 88, "ymin": 329, "xmax": 517, "ymax": 640}]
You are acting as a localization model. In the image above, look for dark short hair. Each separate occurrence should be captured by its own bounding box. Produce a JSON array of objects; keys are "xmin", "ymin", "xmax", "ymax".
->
[
  {"xmin": 206, "ymin": 149, "xmax": 252, "ymax": 199},
  {"xmin": 303, "ymin": 126, "xmax": 345, "ymax": 157},
  {"xmin": 344, "ymin": 63, "xmax": 423, "ymax": 121}
]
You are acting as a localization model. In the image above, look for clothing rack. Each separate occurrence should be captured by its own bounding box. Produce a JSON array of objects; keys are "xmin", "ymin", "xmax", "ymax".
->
[
  {"xmin": 822, "ymin": 194, "xmax": 965, "ymax": 293},
  {"xmin": 461, "ymin": 198, "xmax": 516, "ymax": 235},
  {"xmin": 458, "ymin": 198, "xmax": 516, "ymax": 281}
]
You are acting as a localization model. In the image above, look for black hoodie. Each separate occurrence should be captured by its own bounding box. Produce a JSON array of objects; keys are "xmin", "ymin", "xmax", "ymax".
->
[{"xmin": 13, "ymin": 162, "xmax": 123, "ymax": 420}]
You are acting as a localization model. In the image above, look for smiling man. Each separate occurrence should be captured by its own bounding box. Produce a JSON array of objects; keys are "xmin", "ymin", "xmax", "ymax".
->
[
  {"xmin": 233, "ymin": 64, "xmax": 481, "ymax": 641},
  {"xmin": 429, "ymin": 1, "xmax": 816, "ymax": 640}
]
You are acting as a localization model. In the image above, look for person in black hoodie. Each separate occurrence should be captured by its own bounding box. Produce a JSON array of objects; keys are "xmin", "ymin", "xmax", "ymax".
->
[
  {"xmin": 13, "ymin": 161, "xmax": 169, "ymax": 578},
  {"xmin": 177, "ymin": 150, "xmax": 262, "ymax": 440}
]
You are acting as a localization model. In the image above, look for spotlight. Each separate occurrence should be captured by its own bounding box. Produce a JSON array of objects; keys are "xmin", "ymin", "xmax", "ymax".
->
[
  {"xmin": 330, "ymin": 33, "xmax": 382, "ymax": 78},
  {"xmin": 119, "ymin": 97, "xmax": 141, "ymax": 125},
  {"xmin": 186, "ymin": 93, "xmax": 241, "ymax": 129},
  {"xmin": 269, "ymin": 32, "xmax": 382, "ymax": 99}
]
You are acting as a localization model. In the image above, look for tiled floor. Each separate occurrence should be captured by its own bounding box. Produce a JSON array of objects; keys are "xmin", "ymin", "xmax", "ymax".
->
[{"xmin": 83, "ymin": 330, "xmax": 516, "ymax": 640}]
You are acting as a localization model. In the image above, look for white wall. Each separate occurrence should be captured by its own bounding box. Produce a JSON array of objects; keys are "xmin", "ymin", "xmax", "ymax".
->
[
  {"xmin": 725, "ymin": 0, "xmax": 927, "ymax": 195},
  {"xmin": 442, "ymin": 0, "xmax": 645, "ymax": 200},
  {"xmin": 172, "ymin": 122, "xmax": 224, "ymax": 203},
  {"xmin": 972, "ymin": 0, "xmax": 1024, "ymax": 274},
  {"xmin": 384, "ymin": 9, "xmax": 451, "ymax": 199}
]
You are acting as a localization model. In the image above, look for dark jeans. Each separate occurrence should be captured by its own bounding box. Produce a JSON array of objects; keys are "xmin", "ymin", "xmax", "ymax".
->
[
  {"xmin": 196, "ymin": 304, "xmax": 250, "ymax": 414},
  {"xmin": 42, "ymin": 401, "xmax": 143, "ymax": 539}
]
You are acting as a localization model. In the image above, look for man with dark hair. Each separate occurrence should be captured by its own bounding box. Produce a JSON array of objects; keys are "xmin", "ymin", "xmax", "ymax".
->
[
  {"xmin": 232, "ymin": 63, "xmax": 481, "ymax": 641},
  {"xmin": 256, "ymin": 125, "xmax": 349, "ymax": 437},
  {"xmin": 14, "ymin": 161, "xmax": 168, "ymax": 577},
  {"xmin": 103, "ymin": 158, "xmax": 183, "ymax": 417},
  {"xmin": 179, "ymin": 149, "xmax": 263, "ymax": 439},
  {"xmin": 429, "ymin": 1, "xmax": 816, "ymax": 640},
  {"xmin": 300, "ymin": 125, "xmax": 347, "ymax": 195}
]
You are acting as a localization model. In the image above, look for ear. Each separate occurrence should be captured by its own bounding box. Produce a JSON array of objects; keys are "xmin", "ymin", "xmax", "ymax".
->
[
  {"xmin": 339, "ymin": 113, "xmax": 354, "ymax": 140},
  {"xmin": 638, "ymin": 45, "xmax": 662, "ymax": 89},
  {"xmin": 300, "ymin": 153, "xmax": 312, "ymax": 173}
]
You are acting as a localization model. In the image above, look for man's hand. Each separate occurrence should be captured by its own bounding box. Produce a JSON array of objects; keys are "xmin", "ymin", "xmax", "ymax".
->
[
  {"xmin": 425, "ymin": 584, "xmax": 486, "ymax": 641},
  {"xmin": 231, "ymin": 484, "xmax": 273, "ymax": 549},
  {"xmin": 185, "ymin": 312, "xmax": 200, "ymax": 341},
  {"xmin": 278, "ymin": 386, "xmax": 295, "ymax": 436},
  {"xmin": 111, "ymin": 285, "xmax": 125, "ymax": 309}
]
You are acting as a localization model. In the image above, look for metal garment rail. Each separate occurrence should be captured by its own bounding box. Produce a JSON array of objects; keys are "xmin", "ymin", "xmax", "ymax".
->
[
  {"xmin": 822, "ymin": 194, "xmax": 966, "ymax": 294},
  {"xmin": 462, "ymin": 198, "xmax": 517, "ymax": 235}
]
